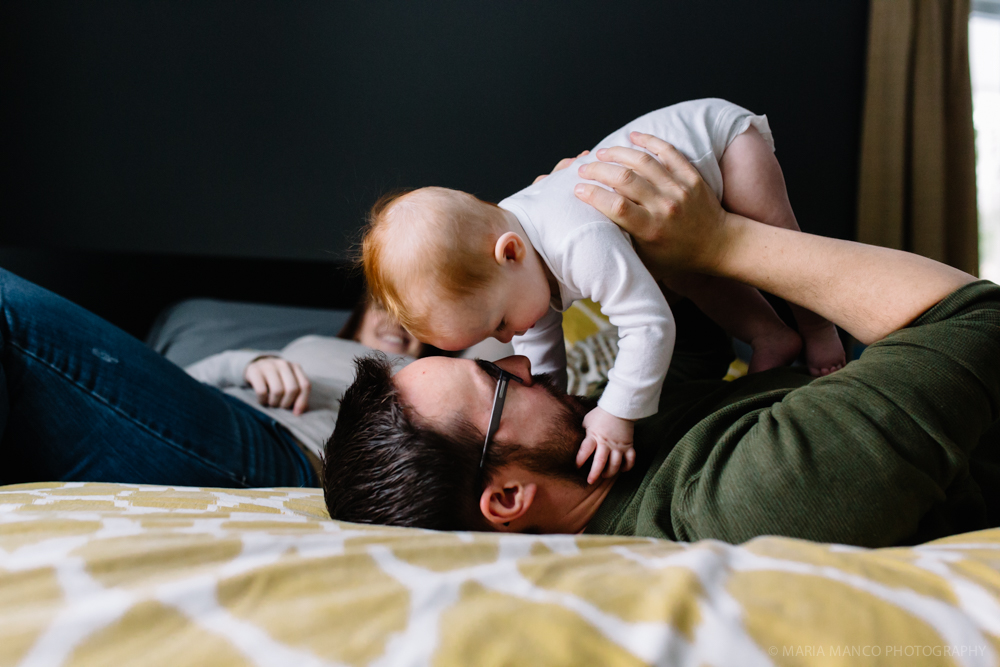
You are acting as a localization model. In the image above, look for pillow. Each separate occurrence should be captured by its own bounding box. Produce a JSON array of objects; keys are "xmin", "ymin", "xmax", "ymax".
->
[{"xmin": 146, "ymin": 298, "xmax": 352, "ymax": 368}]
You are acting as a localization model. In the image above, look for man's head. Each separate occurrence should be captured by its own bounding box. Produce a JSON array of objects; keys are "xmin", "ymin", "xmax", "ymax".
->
[
  {"xmin": 361, "ymin": 187, "xmax": 552, "ymax": 350},
  {"xmin": 322, "ymin": 353, "xmax": 604, "ymax": 533}
]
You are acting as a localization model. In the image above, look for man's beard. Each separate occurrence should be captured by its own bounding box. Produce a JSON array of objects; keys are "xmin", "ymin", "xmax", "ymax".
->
[{"xmin": 520, "ymin": 372, "xmax": 597, "ymax": 487}]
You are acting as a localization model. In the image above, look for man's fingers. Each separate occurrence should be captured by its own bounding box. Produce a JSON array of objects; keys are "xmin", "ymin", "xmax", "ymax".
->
[
  {"xmin": 576, "ymin": 436, "xmax": 597, "ymax": 468},
  {"xmin": 588, "ymin": 446, "xmax": 610, "ymax": 485},
  {"xmin": 555, "ymin": 150, "xmax": 590, "ymax": 171},
  {"xmin": 553, "ymin": 157, "xmax": 576, "ymax": 171},
  {"xmin": 291, "ymin": 364, "xmax": 312, "ymax": 415},
  {"xmin": 628, "ymin": 132, "xmax": 701, "ymax": 187},
  {"xmin": 574, "ymin": 183, "xmax": 646, "ymax": 229},
  {"xmin": 591, "ymin": 145, "xmax": 678, "ymax": 189},
  {"xmin": 536, "ymin": 150, "xmax": 592, "ymax": 184},
  {"xmin": 577, "ymin": 160, "xmax": 663, "ymax": 204}
]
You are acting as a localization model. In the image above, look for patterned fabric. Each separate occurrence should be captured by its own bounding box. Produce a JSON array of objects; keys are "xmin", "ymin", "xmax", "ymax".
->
[
  {"xmin": 563, "ymin": 299, "xmax": 747, "ymax": 397},
  {"xmin": 564, "ymin": 299, "xmax": 618, "ymax": 397},
  {"xmin": 566, "ymin": 329, "xmax": 619, "ymax": 398},
  {"xmin": 2, "ymin": 482, "xmax": 998, "ymax": 666}
]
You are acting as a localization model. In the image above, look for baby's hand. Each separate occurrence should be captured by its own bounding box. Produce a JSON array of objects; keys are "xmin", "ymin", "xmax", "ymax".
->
[{"xmin": 576, "ymin": 407, "xmax": 635, "ymax": 484}]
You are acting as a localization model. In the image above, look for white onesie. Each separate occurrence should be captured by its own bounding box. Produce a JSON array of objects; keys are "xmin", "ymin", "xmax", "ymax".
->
[{"xmin": 498, "ymin": 98, "xmax": 774, "ymax": 420}]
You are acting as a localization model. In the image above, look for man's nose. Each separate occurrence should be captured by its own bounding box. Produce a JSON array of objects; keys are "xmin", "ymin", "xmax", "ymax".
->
[{"xmin": 496, "ymin": 355, "xmax": 532, "ymax": 386}]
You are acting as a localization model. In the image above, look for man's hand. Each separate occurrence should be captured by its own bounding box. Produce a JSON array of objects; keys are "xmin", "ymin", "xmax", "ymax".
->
[
  {"xmin": 574, "ymin": 132, "xmax": 732, "ymax": 277},
  {"xmin": 576, "ymin": 132, "xmax": 974, "ymax": 345},
  {"xmin": 244, "ymin": 357, "xmax": 311, "ymax": 415},
  {"xmin": 576, "ymin": 406, "xmax": 636, "ymax": 484},
  {"xmin": 532, "ymin": 150, "xmax": 590, "ymax": 184}
]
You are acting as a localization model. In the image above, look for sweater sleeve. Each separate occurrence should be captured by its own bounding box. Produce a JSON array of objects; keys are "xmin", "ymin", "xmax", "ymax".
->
[
  {"xmin": 560, "ymin": 222, "xmax": 675, "ymax": 420},
  {"xmin": 669, "ymin": 281, "xmax": 1000, "ymax": 547},
  {"xmin": 184, "ymin": 349, "xmax": 279, "ymax": 388}
]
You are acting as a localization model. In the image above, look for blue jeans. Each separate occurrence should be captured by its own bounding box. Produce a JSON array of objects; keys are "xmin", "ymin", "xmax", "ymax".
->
[{"xmin": 0, "ymin": 269, "xmax": 319, "ymax": 488}]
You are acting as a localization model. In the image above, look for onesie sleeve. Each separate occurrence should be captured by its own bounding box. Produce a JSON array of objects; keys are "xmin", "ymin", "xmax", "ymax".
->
[
  {"xmin": 616, "ymin": 99, "xmax": 776, "ymax": 203},
  {"xmin": 511, "ymin": 308, "xmax": 568, "ymax": 392},
  {"xmin": 705, "ymin": 98, "xmax": 775, "ymax": 159},
  {"xmin": 184, "ymin": 349, "xmax": 279, "ymax": 387},
  {"xmin": 560, "ymin": 222, "xmax": 676, "ymax": 420}
]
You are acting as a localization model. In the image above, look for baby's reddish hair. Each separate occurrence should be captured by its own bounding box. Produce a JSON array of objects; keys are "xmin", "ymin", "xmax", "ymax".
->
[{"xmin": 361, "ymin": 187, "xmax": 504, "ymax": 338}]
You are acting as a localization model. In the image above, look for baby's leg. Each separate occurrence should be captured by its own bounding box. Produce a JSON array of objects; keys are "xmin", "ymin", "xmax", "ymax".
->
[
  {"xmin": 665, "ymin": 272, "xmax": 802, "ymax": 374},
  {"xmin": 719, "ymin": 126, "xmax": 846, "ymax": 376}
]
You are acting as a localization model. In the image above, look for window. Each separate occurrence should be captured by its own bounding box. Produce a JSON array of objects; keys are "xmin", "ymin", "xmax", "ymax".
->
[{"xmin": 971, "ymin": 1, "xmax": 1000, "ymax": 280}]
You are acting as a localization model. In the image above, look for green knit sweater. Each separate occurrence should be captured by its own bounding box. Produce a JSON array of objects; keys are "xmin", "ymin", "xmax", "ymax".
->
[{"xmin": 586, "ymin": 281, "xmax": 1000, "ymax": 547}]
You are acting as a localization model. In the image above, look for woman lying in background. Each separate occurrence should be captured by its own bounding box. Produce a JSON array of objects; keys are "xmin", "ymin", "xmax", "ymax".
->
[{"xmin": 183, "ymin": 295, "xmax": 427, "ymax": 476}]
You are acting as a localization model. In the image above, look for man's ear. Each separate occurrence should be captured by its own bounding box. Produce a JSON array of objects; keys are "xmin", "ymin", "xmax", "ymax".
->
[
  {"xmin": 479, "ymin": 476, "xmax": 537, "ymax": 531},
  {"xmin": 493, "ymin": 232, "xmax": 526, "ymax": 266}
]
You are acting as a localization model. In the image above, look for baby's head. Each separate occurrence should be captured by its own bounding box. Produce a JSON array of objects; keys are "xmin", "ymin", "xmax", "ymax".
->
[{"xmin": 362, "ymin": 186, "xmax": 551, "ymax": 350}]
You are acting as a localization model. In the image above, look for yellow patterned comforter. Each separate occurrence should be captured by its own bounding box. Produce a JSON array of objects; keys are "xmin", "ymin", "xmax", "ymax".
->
[{"xmin": 1, "ymin": 483, "xmax": 999, "ymax": 667}]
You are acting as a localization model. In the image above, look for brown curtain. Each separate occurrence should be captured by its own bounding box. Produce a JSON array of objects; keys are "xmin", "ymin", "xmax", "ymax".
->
[{"xmin": 857, "ymin": 0, "xmax": 979, "ymax": 275}]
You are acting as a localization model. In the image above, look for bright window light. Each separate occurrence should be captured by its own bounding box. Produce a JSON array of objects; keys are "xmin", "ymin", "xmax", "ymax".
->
[{"xmin": 971, "ymin": 4, "xmax": 1000, "ymax": 280}]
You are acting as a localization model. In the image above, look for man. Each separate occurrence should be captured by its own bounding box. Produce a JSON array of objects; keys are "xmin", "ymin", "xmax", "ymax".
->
[{"xmin": 323, "ymin": 132, "xmax": 1000, "ymax": 548}]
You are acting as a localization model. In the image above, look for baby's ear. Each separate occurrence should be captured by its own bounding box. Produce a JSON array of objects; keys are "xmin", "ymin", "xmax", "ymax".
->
[{"xmin": 494, "ymin": 232, "xmax": 526, "ymax": 265}]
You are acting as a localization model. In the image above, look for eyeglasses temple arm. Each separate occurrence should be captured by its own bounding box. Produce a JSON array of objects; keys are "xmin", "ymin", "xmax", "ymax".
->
[{"xmin": 480, "ymin": 376, "xmax": 508, "ymax": 468}]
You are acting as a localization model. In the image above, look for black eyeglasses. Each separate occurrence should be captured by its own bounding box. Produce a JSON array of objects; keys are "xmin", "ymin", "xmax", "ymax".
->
[{"xmin": 477, "ymin": 360, "xmax": 524, "ymax": 469}]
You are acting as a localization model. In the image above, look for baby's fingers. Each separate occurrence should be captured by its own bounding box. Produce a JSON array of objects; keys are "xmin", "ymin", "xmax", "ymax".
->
[
  {"xmin": 623, "ymin": 447, "xmax": 636, "ymax": 472},
  {"xmin": 588, "ymin": 445, "xmax": 610, "ymax": 485},
  {"xmin": 576, "ymin": 435, "xmax": 597, "ymax": 468},
  {"xmin": 602, "ymin": 449, "xmax": 623, "ymax": 479}
]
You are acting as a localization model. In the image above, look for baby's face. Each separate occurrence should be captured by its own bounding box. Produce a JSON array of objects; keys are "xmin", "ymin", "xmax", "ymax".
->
[{"xmin": 418, "ymin": 271, "xmax": 552, "ymax": 351}]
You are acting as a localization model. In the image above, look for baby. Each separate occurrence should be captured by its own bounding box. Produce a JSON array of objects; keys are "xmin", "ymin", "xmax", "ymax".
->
[{"xmin": 362, "ymin": 98, "xmax": 846, "ymax": 483}]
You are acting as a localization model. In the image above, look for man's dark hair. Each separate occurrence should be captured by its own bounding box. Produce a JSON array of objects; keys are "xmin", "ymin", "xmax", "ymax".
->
[
  {"xmin": 323, "ymin": 354, "xmax": 489, "ymax": 530},
  {"xmin": 322, "ymin": 354, "xmax": 589, "ymax": 531}
]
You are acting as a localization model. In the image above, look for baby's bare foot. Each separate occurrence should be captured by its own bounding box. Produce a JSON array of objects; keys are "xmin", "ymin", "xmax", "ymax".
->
[
  {"xmin": 748, "ymin": 326, "xmax": 802, "ymax": 374},
  {"xmin": 800, "ymin": 322, "xmax": 846, "ymax": 377}
]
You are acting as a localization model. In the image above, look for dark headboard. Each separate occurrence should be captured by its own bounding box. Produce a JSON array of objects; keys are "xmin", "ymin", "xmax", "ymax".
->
[{"xmin": 0, "ymin": 1, "xmax": 870, "ymax": 337}]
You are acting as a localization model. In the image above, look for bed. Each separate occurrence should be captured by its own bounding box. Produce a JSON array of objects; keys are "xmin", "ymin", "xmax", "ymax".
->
[
  {"xmin": 2, "ymin": 299, "xmax": 997, "ymax": 666},
  {"xmin": 2, "ymin": 482, "xmax": 998, "ymax": 666}
]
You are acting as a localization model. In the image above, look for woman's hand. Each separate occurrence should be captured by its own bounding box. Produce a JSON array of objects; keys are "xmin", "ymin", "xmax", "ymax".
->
[
  {"xmin": 532, "ymin": 150, "xmax": 590, "ymax": 184},
  {"xmin": 244, "ymin": 357, "xmax": 311, "ymax": 415},
  {"xmin": 574, "ymin": 132, "xmax": 732, "ymax": 276}
]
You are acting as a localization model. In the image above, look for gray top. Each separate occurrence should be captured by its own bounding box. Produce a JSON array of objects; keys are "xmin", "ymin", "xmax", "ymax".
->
[{"xmin": 185, "ymin": 335, "xmax": 412, "ymax": 457}]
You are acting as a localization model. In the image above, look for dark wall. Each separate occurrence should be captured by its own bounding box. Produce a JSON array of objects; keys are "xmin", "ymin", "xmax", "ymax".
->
[
  {"xmin": 0, "ymin": 248, "xmax": 365, "ymax": 339},
  {"xmin": 0, "ymin": 0, "xmax": 870, "ymax": 334}
]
